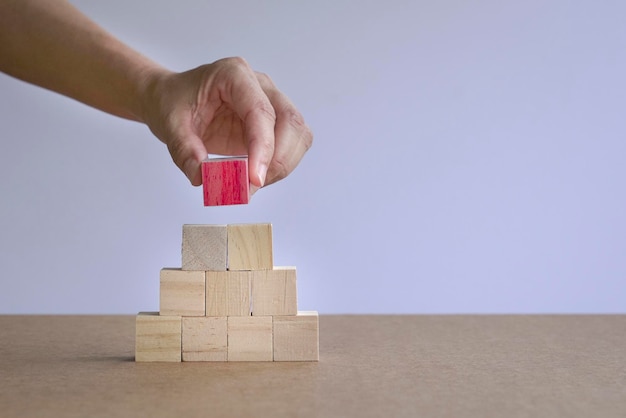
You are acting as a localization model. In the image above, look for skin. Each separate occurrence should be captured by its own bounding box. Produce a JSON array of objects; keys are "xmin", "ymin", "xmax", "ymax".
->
[{"xmin": 0, "ymin": 0, "xmax": 313, "ymax": 190}]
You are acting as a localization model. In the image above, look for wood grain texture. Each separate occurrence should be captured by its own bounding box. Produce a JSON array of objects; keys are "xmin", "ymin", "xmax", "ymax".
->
[
  {"xmin": 202, "ymin": 157, "xmax": 249, "ymax": 206},
  {"xmin": 251, "ymin": 267, "xmax": 297, "ymax": 316},
  {"xmin": 135, "ymin": 312, "xmax": 181, "ymax": 362},
  {"xmin": 181, "ymin": 224, "xmax": 227, "ymax": 271},
  {"xmin": 159, "ymin": 268, "xmax": 206, "ymax": 317},
  {"xmin": 182, "ymin": 317, "xmax": 228, "ymax": 362},
  {"xmin": 227, "ymin": 223, "xmax": 273, "ymax": 271},
  {"xmin": 206, "ymin": 270, "xmax": 251, "ymax": 317},
  {"xmin": 273, "ymin": 311, "xmax": 319, "ymax": 361},
  {"xmin": 227, "ymin": 316, "xmax": 273, "ymax": 361}
]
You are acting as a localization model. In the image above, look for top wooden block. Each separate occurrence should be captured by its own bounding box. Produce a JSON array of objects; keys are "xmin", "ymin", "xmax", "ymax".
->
[
  {"xmin": 202, "ymin": 157, "xmax": 249, "ymax": 206},
  {"xmin": 182, "ymin": 224, "xmax": 227, "ymax": 271},
  {"xmin": 228, "ymin": 223, "xmax": 273, "ymax": 271}
]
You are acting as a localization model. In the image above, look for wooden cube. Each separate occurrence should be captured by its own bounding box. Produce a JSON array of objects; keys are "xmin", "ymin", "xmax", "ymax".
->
[
  {"xmin": 182, "ymin": 224, "xmax": 227, "ymax": 271},
  {"xmin": 160, "ymin": 268, "xmax": 205, "ymax": 316},
  {"xmin": 251, "ymin": 267, "xmax": 297, "ymax": 316},
  {"xmin": 135, "ymin": 312, "xmax": 181, "ymax": 362},
  {"xmin": 273, "ymin": 311, "xmax": 319, "ymax": 362},
  {"xmin": 227, "ymin": 223, "xmax": 273, "ymax": 271},
  {"xmin": 206, "ymin": 271, "xmax": 251, "ymax": 317},
  {"xmin": 202, "ymin": 156, "xmax": 249, "ymax": 206},
  {"xmin": 182, "ymin": 317, "xmax": 227, "ymax": 361},
  {"xmin": 227, "ymin": 316, "xmax": 273, "ymax": 361}
]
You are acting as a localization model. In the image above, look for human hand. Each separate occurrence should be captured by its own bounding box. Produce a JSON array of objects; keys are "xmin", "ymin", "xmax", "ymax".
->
[{"xmin": 141, "ymin": 57, "xmax": 313, "ymax": 191}]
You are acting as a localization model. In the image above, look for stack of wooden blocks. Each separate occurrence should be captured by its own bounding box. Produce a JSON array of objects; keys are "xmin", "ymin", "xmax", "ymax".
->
[{"xmin": 135, "ymin": 223, "xmax": 319, "ymax": 362}]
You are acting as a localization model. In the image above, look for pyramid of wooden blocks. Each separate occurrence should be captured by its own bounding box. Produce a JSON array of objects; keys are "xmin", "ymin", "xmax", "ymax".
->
[
  {"xmin": 135, "ymin": 223, "xmax": 319, "ymax": 362},
  {"xmin": 202, "ymin": 156, "xmax": 249, "ymax": 206}
]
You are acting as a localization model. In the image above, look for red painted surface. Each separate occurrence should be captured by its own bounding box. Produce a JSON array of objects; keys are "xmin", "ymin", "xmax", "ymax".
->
[{"xmin": 202, "ymin": 157, "xmax": 250, "ymax": 206}]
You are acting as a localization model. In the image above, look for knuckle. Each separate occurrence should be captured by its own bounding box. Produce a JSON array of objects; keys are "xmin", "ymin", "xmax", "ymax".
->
[
  {"xmin": 283, "ymin": 108, "xmax": 306, "ymax": 129},
  {"xmin": 220, "ymin": 56, "xmax": 248, "ymax": 68},
  {"xmin": 213, "ymin": 57, "xmax": 252, "ymax": 81},
  {"xmin": 250, "ymin": 100, "xmax": 277, "ymax": 122},
  {"xmin": 269, "ymin": 156, "xmax": 290, "ymax": 182},
  {"xmin": 282, "ymin": 109, "xmax": 313, "ymax": 151},
  {"xmin": 255, "ymin": 71, "xmax": 274, "ymax": 88}
]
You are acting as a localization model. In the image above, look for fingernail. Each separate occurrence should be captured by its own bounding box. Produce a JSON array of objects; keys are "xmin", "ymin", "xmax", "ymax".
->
[{"xmin": 258, "ymin": 163, "xmax": 268, "ymax": 187}]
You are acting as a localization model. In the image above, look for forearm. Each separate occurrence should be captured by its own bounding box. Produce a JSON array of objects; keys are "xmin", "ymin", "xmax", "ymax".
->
[
  {"xmin": 0, "ymin": 0, "xmax": 168, "ymax": 122},
  {"xmin": 0, "ymin": 0, "xmax": 311, "ymax": 187}
]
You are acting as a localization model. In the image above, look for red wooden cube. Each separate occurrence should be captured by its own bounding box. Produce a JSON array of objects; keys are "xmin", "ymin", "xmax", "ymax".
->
[{"xmin": 202, "ymin": 157, "xmax": 250, "ymax": 206}]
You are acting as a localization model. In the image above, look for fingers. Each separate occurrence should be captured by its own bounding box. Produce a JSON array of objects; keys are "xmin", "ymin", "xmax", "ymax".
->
[
  {"xmin": 244, "ymin": 102, "xmax": 275, "ymax": 188},
  {"xmin": 215, "ymin": 57, "xmax": 276, "ymax": 188},
  {"xmin": 256, "ymin": 72, "xmax": 313, "ymax": 187},
  {"xmin": 165, "ymin": 57, "xmax": 312, "ymax": 190}
]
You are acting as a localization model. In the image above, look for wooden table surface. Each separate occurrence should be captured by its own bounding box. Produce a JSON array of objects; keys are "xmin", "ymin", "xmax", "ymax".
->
[{"xmin": 1, "ymin": 315, "xmax": 625, "ymax": 417}]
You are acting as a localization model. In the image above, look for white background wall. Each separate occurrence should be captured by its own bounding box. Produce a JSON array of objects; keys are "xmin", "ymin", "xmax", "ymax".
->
[{"xmin": 1, "ymin": 1, "xmax": 625, "ymax": 314}]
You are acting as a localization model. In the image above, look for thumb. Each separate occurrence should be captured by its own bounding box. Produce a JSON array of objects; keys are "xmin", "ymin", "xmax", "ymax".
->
[{"xmin": 166, "ymin": 130, "xmax": 207, "ymax": 186}]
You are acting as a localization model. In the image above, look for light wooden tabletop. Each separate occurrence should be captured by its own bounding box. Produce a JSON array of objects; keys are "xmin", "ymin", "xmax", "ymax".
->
[{"xmin": 1, "ymin": 315, "xmax": 624, "ymax": 417}]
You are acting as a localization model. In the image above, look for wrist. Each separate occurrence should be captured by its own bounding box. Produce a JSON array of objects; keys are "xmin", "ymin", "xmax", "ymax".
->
[{"xmin": 134, "ymin": 65, "xmax": 173, "ymax": 125}]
